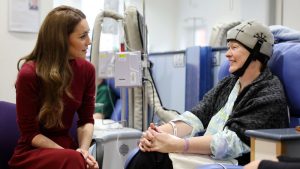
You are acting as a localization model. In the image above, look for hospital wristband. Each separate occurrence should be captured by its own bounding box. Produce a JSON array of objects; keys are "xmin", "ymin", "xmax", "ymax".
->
[
  {"xmin": 183, "ymin": 138, "xmax": 190, "ymax": 153},
  {"xmin": 168, "ymin": 121, "xmax": 177, "ymax": 136}
]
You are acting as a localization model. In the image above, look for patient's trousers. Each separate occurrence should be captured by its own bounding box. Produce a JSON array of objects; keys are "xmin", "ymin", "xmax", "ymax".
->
[{"xmin": 127, "ymin": 150, "xmax": 173, "ymax": 169}]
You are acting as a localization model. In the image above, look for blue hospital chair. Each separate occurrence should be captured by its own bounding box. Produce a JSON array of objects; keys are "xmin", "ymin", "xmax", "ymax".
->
[
  {"xmin": 268, "ymin": 41, "xmax": 300, "ymax": 127},
  {"xmin": 0, "ymin": 101, "xmax": 18, "ymax": 169},
  {"xmin": 105, "ymin": 79, "xmax": 128, "ymax": 122},
  {"xmin": 105, "ymin": 79, "xmax": 122, "ymax": 121},
  {"xmin": 0, "ymin": 101, "xmax": 78, "ymax": 169}
]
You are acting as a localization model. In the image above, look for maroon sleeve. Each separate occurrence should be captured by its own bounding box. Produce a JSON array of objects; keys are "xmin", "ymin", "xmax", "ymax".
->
[
  {"xmin": 15, "ymin": 62, "xmax": 41, "ymax": 145},
  {"xmin": 76, "ymin": 60, "xmax": 95, "ymax": 127}
]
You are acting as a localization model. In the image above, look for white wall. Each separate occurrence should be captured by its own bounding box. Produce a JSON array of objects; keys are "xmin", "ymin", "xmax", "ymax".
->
[
  {"xmin": 0, "ymin": 0, "xmax": 53, "ymax": 103},
  {"xmin": 145, "ymin": 0, "xmax": 179, "ymax": 52},
  {"xmin": 176, "ymin": 0, "xmax": 241, "ymax": 49},
  {"xmin": 126, "ymin": 0, "xmax": 179, "ymax": 52},
  {"xmin": 282, "ymin": 0, "xmax": 300, "ymax": 30},
  {"xmin": 143, "ymin": 0, "xmax": 278, "ymax": 52},
  {"xmin": 240, "ymin": 0, "xmax": 276, "ymax": 25}
]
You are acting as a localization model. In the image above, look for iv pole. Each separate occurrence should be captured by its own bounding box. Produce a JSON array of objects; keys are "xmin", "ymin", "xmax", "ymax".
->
[{"xmin": 142, "ymin": 0, "xmax": 149, "ymax": 131}]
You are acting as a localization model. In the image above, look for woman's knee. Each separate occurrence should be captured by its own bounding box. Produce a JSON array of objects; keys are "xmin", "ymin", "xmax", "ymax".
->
[
  {"xmin": 59, "ymin": 149, "xmax": 86, "ymax": 165},
  {"xmin": 65, "ymin": 149, "xmax": 83, "ymax": 158}
]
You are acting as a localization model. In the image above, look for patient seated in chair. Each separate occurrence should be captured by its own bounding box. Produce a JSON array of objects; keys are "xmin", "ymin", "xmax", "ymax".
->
[
  {"xmin": 126, "ymin": 21, "xmax": 289, "ymax": 169},
  {"xmin": 93, "ymin": 78, "xmax": 117, "ymax": 119}
]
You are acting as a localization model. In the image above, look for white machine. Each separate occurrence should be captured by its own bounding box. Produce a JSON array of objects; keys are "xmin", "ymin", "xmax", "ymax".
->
[
  {"xmin": 114, "ymin": 51, "xmax": 142, "ymax": 87},
  {"xmin": 98, "ymin": 51, "xmax": 115, "ymax": 78},
  {"xmin": 90, "ymin": 120, "xmax": 141, "ymax": 169}
]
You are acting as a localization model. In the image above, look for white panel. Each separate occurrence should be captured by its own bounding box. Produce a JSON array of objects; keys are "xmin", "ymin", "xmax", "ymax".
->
[
  {"xmin": 283, "ymin": 0, "xmax": 300, "ymax": 31},
  {"xmin": 240, "ymin": 0, "xmax": 275, "ymax": 25},
  {"xmin": 149, "ymin": 54, "xmax": 186, "ymax": 113},
  {"xmin": 115, "ymin": 52, "xmax": 142, "ymax": 87},
  {"xmin": 254, "ymin": 138, "xmax": 278, "ymax": 161}
]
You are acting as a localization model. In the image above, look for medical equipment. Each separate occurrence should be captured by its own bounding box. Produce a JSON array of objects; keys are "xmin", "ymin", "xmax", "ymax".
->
[
  {"xmin": 90, "ymin": 119, "xmax": 141, "ymax": 169},
  {"xmin": 122, "ymin": 5, "xmax": 179, "ymax": 127},
  {"xmin": 90, "ymin": 9, "xmax": 123, "ymax": 81},
  {"xmin": 90, "ymin": 5, "xmax": 179, "ymax": 130},
  {"xmin": 89, "ymin": 5, "xmax": 177, "ymax": 168},
  {"xmin": 92, "ymin": 128, "xmax": 141, "ymax": 169},
  {"xmin": 98, "ymin": 51, "xmax": 115, "ymax": 78},
  {"xmin": 114, "ymin": 51, "xmax": 142, "ymax": 87}
]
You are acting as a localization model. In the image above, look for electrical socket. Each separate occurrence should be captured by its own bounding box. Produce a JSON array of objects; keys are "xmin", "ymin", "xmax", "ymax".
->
[{"xmin": 173, "ymin": 54, "xmax": 185, "ymax": 67}]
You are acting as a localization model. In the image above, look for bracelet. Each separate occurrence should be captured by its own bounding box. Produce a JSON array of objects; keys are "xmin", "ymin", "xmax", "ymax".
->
[
  {"xmin": 168, "ymin": 121, "xmax": 177, "ymax": 136},
  {"xmin": 183, "ymin": 138, "xmax": 190, "ymax": 153}
]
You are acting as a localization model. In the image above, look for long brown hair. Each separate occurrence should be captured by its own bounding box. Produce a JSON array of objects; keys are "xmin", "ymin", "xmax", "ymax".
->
[{"xmin": 17, "ymin": 6, "xmax": 86, "ymax": 128}]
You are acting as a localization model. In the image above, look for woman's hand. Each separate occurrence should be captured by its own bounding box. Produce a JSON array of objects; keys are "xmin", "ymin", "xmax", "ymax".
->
[
  {"xmin": 76, "ymin": 148, "xmax": 99, "ymax": 169},
  {"xmin": 139, "ymin": 123, "xmax": 183, "ymax": 153},
  {"xmin": 149, "ymin": 131, "xmax": 183, "ymax": 153},
  {"xmin": 139, "ymin": 123, "xmax": 159, "ymax": 152}
]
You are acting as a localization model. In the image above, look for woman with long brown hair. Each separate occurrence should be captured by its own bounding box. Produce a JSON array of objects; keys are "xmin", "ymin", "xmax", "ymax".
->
[{"xmin": 9, "ymin": 5, "xmax": 98, "ymax": 169}]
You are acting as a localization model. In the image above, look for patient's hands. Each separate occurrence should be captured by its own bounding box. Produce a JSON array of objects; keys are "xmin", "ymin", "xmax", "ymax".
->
[
  {"xmin": 139, "ymin": 123, "xmax": 183, "ymax": 153},
  {"xmin": 139, "ymin": 123, "xmax": 159, "ymax": 152}
]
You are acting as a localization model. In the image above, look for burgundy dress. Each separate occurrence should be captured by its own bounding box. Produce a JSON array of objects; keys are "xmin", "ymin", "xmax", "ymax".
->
[{"xmin": 9, "ymin": 58, "xmax": 95, "ymax": 169}]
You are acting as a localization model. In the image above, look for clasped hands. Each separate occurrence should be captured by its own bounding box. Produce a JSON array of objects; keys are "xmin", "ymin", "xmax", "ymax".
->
[
  {"xmin": 139, "ymin": 123, "xmax": 183, "ymax": 153},
  {"xmin": 76, "ymin": 148, "xmax": 99, "ymax": 169}
]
